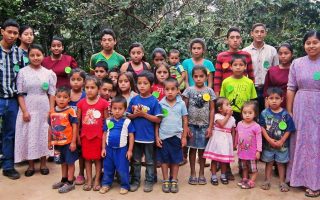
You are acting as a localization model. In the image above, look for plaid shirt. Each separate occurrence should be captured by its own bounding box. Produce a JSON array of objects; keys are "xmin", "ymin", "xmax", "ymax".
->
[{"xmin": 0, "ymin": 45, "xmax": 24, "ymax": 98}]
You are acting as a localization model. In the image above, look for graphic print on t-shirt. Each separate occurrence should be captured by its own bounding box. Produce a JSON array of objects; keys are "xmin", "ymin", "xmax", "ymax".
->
[
  {"xmin": 83, "ymin": 109, "xmax": 100, "ymax": 125},
  {"xmin": 50, "ymin": 113, "xmax": 68, "ymax": 144}
]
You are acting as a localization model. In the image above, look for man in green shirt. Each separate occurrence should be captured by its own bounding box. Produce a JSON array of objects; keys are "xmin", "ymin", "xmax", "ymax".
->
[{"xmin": 90, "ymin": 28, "xmax": 125, "ymax": 70}]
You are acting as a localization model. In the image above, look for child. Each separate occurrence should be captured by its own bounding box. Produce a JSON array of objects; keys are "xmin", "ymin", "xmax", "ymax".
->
[
  {"xmin": 120, "ymin": 42, "xmax": 151, "ymax": 81},
  {"xmin": 182, "ymin": 38, "xmax": 215, "ymax": 88},
  {"xmin": 18, "ymin": 25, "xmax": 34, "ymax": 66},
  {"xmin": 99, "ymin": 96, "xmax": 135, "ymax": 195},
  {"xmin": 127, "ymin": 70, "xmax": 162, "ymax": 192},
  {"xmin": 117, "ymin": 72, "xmax": 137, "ymax": 105},
  {"xmin": 15, "ymin": 44, "xmax": 56, "ymax": 176},
  {"xmin": 155, "ymin": 78, "xmax": 188, "ymax": 193},
  {"xmin": 152, "ymin": 62, "xmax": 170, "ymax": 101},
  {"xmin": 94, "ymin": 61, "xmax": 108, "ymax": 80},
  {"xmin": 259, "ymin": 87, "xmax": 295, "ymax": 192},
  {"xmin": 77, "ymin": 76, "xmax": 109, "ymax": 191},
  {"xmin": 108, "ymin": 68, "xmax": 120, "ymax": 86},
  {"xmin": 152, "ymin": 48, "xmax": 167, "ymax": 68},
  {"xmin": 100, "ymin": 78, "xmax": 115, "ymax": 116},
  {"xmin": 68, "ymin": 68, "xmax": 86, "ymax": 185},
  {"xmin": 235, "ymin": 101, "xmax": 262, "ymax": 189},
  {"xmin": 220, "ymin": 54, "xmax": 257, "ymax": 123},
  {"xmin": 182, "ymin": 65, "xmax": 215, "ymax": 185},
  {"xmin": 203, "ymin": 97, "xmax": 236, "ymax": 185},
  {"xmin": 168, "ymin": 49, "xmax": 186, "ymax": 91},
  {"xmin": 49, "ymin": 87, "xmax": 78, "ymax": 193}
]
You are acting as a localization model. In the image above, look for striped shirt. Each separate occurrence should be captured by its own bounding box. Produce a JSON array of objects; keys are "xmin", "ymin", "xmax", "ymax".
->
[{"xmin": 0, "ymin": 45, "xmax": 24, "ymax": 98}]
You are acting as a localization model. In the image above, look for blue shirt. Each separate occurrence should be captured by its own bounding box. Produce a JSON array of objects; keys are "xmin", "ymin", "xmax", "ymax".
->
[
  {"xmin": 69, "ymin": 91, "xmax": 86, "ymax": 112},
  {"xmin": 104, "ymin": 118, "xmax": 135, "ymax": 148},
  {"xmin": 182, "ymin": 58, "xmax": 215, "ymax": 86},
  {"xmin": 127, "ymin": 95, "xmax": 162, "ymax": 143},
  {"xmin": 159, "ymin": 95, "xmax": 188, "ymax": 140}
]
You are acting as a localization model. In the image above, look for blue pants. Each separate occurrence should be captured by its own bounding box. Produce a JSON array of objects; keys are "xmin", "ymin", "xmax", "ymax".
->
[
  {"xmin": 0, "ymin": 98, "xmax": 18, "ymax": 170},
  {"xmin": 101, "ymin": 146, "xmax": 130, "ymax": 190}
]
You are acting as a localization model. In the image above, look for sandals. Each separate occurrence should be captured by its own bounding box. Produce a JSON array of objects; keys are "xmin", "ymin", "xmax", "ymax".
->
[
  {"xmin": 260, "ymin": 181, "xmax": 271, "ymax": 190},
  {"xmin": 93, "ymin": 185, "xmax": 101, "ymax": 191},
  {"xmin": 279, "ymin": 183, "xmax": 289, "ymax": 192},
  {"xmin": 305, "ymin": 189, "xmax": 320, "ymax": 198},
  {"xmin": 220, "ymin": 177, "xmax": 229, "ymax": 185},
  {"xmin": 75, "ymin": 175, "xmax": 85, "ymax": 185},
  {"xmin": 188, "ymin": 176, "xmax": 198, "ymax": 185},
  {"xmin": 241, "ymin": 180, "xmax": 255, "ymax": 189},
  {"xmin": 40, "ymin": 167, "xmax": 49, "ymax": 175},
  {"xmin": 83, "ymin": 184, "xmax": 93, "ymax": 191},
  {"xmin": 25, "ymin": 169, "xmax": 35, "ymax": 177},
  {"xmin": 198, "ymin": 177, "xmax": 207, "ymax": 185},
  {"xmin": 99, "ymin": 186, "xmax": 111, "ymax": 194},
  {"xmin": 210, "ymin": 176, "xmax": 219, "ymax": 186}
]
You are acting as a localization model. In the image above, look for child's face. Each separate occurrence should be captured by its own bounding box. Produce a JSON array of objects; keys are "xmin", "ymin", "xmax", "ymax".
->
[
  {"xmin": 153, "ymin": 53, "xmax": 165, "ymax": 66},
  {"xmin": 70, "ymin": 73, "xmax": 84, "ymax": 91},
  {"xmin": 100, "ymin": 82, "xmax": 113, "ymax": 100},
  {"xmin": 109, "ymin": 72, "xmax": 119, "ymax": 85},
  {"xmin": 1, "ymin": 26, "xmax": 19, "ymax": 46},
  {"xmin": 251, "ymin": 26, "xmax": 266, "ymax": 43},
  {"xmin": 85, "ymin": 80, "xmax": 99, "ymax": 99},
  {"xmin": 101, "ymin": 34, "xmax": 116, "ymax": 52},
  {"xmin": 94, "ymin": 67, "xmax": 108, "ymax": 80},
  {"xmin": 118, "ymin": 75, "xmax": 131, "ymax": 93},
  {"xmin": 220, "ymin": 100, "xmax": 232, "ymax": 115},
  {"xmin": 50, "ymin": 40, "xmax": 64, "ymax": 56},
  {"xmin": 19, "ymin": 28, "xmax": 34, "ymax": 46},
  {"xmin": 137, "ymin": 77, "xmax": 151, "ymax": 96},
  {"xmin": 278, "ymin": 47, "xmax": 292, "ymax": 66},
  {"xmin": 267, "ymin": 93, "xmax": 283, "ymax": 111},
  {"xmin": 192, "ymin": 69, "xmax": 207, "ymax": 88},
  {"xmin": 242, "ymin": 105, "xmax": 256, "ymax": 123},
  {"xmin": 168, "ymin": 53, "xmax": 180, "ymax": 66},
  {"xmin": 130, "ymin": 47, "xmax": 144, "ymax": 64},
  {"xmin": 29, "ymin": 48, "xmax": 44, "ymax": 67},
  {"xmin": 164, "ymin": 82, "xmax": 178, "ymax": 101},
  {"xmin": 111, "ymin": 102, "xmax": 126, "ymax": 119},
  {"xmin": 191, "ymin": 43, "xmax": 204, "ymax": 59},
  {"xmin": 156, "ymin": 66, "xmax": 169, "ymax": 84},
  {"xmin": 55, "ymin": 91, "xmax": 70, "ymax": 109},
  {"xmin": 231, "ymin": 59, "xmax": 246, "ymax": 78},
  {"xmin": 227, "ymin": 31, "xmax": 241, "ymax": 50}
]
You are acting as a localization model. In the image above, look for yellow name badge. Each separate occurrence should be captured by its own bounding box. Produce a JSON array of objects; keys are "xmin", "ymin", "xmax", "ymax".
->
[{"xmin": 202, "ymin": 93, "xmax": 211, "ymax": 101}]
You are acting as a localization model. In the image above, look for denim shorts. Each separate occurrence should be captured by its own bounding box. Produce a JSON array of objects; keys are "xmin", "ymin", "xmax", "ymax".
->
[
  {"xmin": 187, "ymin": 124, "xmax": 209, "ymax": 149},
  {"xmin": 261, "ymin": 148, "xmax": 289, "ymax": 163},
  {"xmin": 157, "ymin": 136, "xmax": 183, "ymax": 164},
  {"xmin": 55, "ymin": 144, "xmax": 79, "ymax": 165}
]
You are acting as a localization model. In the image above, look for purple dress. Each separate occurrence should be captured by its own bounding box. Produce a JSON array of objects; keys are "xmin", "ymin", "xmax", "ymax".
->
[{"xmin": 286, "ymin": 56, "xmax": 320, "ymax": 191}]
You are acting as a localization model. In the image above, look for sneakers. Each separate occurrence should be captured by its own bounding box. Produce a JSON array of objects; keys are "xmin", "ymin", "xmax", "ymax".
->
[
  {"xmin": 130, "ymin": 182, "xmax": 140, "ymax": 192},
  {"xmin": 143, "ymin": 181, "xmax": 153, "ymax": 192},
  {"xmin": 58, "ymin": 183, "xmax": 75, "ymax": 193},
  {"xmin": 119, "ymin": 188, "xmax": 128, "ymax": 195},
  {"xmin": 99, "ymin": 186, "xmax": 111, "ymax": 194},
  {"xmin": 3, "ymin": 169, "xmax": 20, "ymax": 180},
  {"xmin": 52, "ymin": 182, "xmax": 65, "ymax": 189},
  {"xmin": 170, "ymin": 180, "xmax": 179, "ymax": 193},
  {"xmin": 162, "ymin": 180, "xmax": 170, "ymax": 193}
]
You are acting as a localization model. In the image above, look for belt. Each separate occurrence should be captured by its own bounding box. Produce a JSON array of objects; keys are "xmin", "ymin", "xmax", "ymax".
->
[{"xmin": 214, "ymin": 127, "xmax": 232, "ymax": 133}]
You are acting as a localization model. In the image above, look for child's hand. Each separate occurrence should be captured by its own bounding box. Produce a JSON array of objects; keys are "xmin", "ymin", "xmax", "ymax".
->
[
  {"xmin": 126, "ymin": 150, "xmax": 133, "ymax": 160},
  {"xmin": 22, "ymin": 111, "xmax": 31, "ymax": 122},
  {"xmin": 187, "ymin": 129, "xmax": 193, "ymax": 138},
  {"xmin": 77, "ymin": 136, "xmax": 81, "ymax": 146},
  {"xmin": 69, "ymin": 142, "xmax": 76, "ymax": 152},
  {"xmin": 101, "ymin": 149, "xmax": 106, "ymax": 157},
  {"xmin": 156, "ymin": 137, "xmax": 162, "ymax": 148},
  {"xmin": 256, "ymin": 151, "xmax": 261, "ymax": 160},
  {"xmin": 226, "ymin": 108, "xmax": 233, "ymax": 116},
  {"xmin": 205, "ymin": 128, "xmax": 212, "ymax": 138},
  {"xmin": 135, "ymin": 109, "xmax": 146, "ymax": 118},
  {"xmin": 48, "ymin": 143, "xmax": 53, "ymax": 150},
  {"xmin": 274, "ymin": 140, "xmax": 284, "ymax": 149},
  {"xmin": 181, "ymin": 137, "xmax": 187, "ymax": 147}
]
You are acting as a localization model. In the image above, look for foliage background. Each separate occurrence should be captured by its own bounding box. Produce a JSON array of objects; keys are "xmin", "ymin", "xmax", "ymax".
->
[{"xmin": 1, "ymin": 0, "xmax": 319, "ymax": 68}]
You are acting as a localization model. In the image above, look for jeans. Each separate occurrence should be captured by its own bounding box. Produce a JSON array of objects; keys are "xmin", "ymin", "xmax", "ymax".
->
[
  {"xmin": 0, "ymin": 98, "xmax": 18, "ymax": 170},
  {"xmin": 255, "ymin": 86, "xmax": 265, "ymax": 114},
  {"xmin": 131, "ymin": 142, "xmax": 154, "ymax": 184}
]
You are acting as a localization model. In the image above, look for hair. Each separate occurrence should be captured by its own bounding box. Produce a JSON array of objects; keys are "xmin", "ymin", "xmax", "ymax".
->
[
  {"xmin": 118, "ymin": 72, "xmax": 136, "ymax": 93},
  {"xmin": 191, "ymin": 65, "xmax": 208, "ymax": 77},
  {"xmin": 100, "ymin": 28, "xmax": 116, "ymax": 40},
  {"xmin": 277, "ymin": 43, "xmax": 293, "ymax": 54},
  {"xmin": 85, "ymin": 75, "xmax": 101, "ymax": 88},
  {"xmin": 28, "ymin": 44, "xmax": 45, "ymax": 55},
  {"xmin": 129, "ymin": 42, "xmax": 144, "ymax": 53},
  {"xmin": 227, "ymin": 27, "xmax": 241, "ymax": 38},
  {"xmin": 266, "ymin": 87, "xmax": 284, "ymax": 97},
  {"xmin": 19, "ymin": 25, "xmax": 34, "ymax": 36},
  {"xmin": 137, "ymin": 70, "xmax": 154, "ymax": 85},
  {"xmin": 151, "ymin": 48, "xmax": 167, "ymax": 60},
  {"xmin": 111, "ymin": 95, "xmax": 127, "ymax": 109},
  {"xmin": 251, "ymin": 23, "xmax": 266, "ymax": 31},
  {"xmin": 1, "ymin": 19, "xmax": 19, "ymax": 30},
  {"xmin": 168, "ymin": 49, "xmax": 180, "ymax": 57},
  {"xmin": 241, "ymin": 100, "xmax": 259, "ymax": 120},
  {"xmin": 164, "ymin": 77, "xmax": 179, "ymax": 88},
  {"xmin": 51, "ymin": 35, "xmax": 64, "ymax": 46},
  {"xmin": 94, "ymin": 60, "xmax": 108, "ymax": 72},
  {"xmin": 56, "ymin": 86, "xmax": 71, "ymax": 96},
  {"xmin": 101, "ymin": 77, "xmax": 115, "ymax": 91},
  {"xmin": 230, "ymin": 54, "xmax": 247, "ymax": 66},
  {"xmin": 189, "ymin": 38, "xmax": 206, "ymax": 51},
  {"xmin": 215, "ymin": 97, "xmax": 229, "ymax": 113},
  {"xmin": 303, "ymin": 30, "xmax": 320, "ymax": 45},
  {"xmin": 154, "ymin": 62, "xmax": 171, "ymax": 84},
  {"xmin": 109, "ymin": 67, "xmax": 120, "ymax": 74},
  {"xmin": 69, "ymin": 68, "xmax": 86, "ymax": 80}
]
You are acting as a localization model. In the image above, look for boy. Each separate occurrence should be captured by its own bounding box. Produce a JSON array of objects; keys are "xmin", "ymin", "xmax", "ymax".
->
[
  {"xmin": 108, "ymin": 68, "xmax": 119, "ymax": 86},
  {"xmin": 168, "ymin": 49, "xmax": 186, "ymax": 91},
  {"xmin": 155, "ymin": 78, "xmax": 188, "ymax": 193},
  {"xmin": 48, "ymin": 87, "xmax": 78, "ymax": 193},
  {"xmin": 94, "ymin": 60, "xmax": 108, "ymax": 80},
  {"xmin": 259, "ymin": 87, "xmax": 295, "ymax": 192},
  {"xmin": 100, "ymin": 96, "xmax": 135, "ymax": 195},
  {"xmin": 100, "ymin": 78, "xmax": 115, "ymax": 116},
  {"xmin": 127, "ymin": 70, "xmax": 162, "ymax": 192}
]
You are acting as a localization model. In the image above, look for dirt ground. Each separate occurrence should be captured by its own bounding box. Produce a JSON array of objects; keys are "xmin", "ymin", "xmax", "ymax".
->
[{"xmin": 0, "ymin": 160, "xmax": 310, "ymax": 200}]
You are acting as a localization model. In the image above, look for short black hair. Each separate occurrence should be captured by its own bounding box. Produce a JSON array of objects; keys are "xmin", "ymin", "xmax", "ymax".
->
[
  {"xmin": 277, "ymin": 43, "xmax": 293, "ymax": 54},
  {"xmin": 267, "ymin": 87, "xmax": 284, "ymax": 97},
  {"xmin": 109, "ymin": 67, "xmax": 119, "ymax": 74},
  {"xmin": 100, "ymin": 28, "xmax": 116, "ymax": 40},
  {"xmin": 56, "ymin": 86, "xmax": 71, "ymax": 96},
  {"xmin": 192, "ymin": 65, "xmax": 208, "ymax": 77},
  {"xmin": 28, "ymin": 44, "xmax": 45, "ymax": 55},
  {"xmin": 168, "ymin": 49, "xmax": 180, "ymax": 57},
  {"xmin": 137, "ymin": 70, "xmax": 154, "ymax": 85},
  {"xmin": 69, "ymin": 68, "xmax": 86, "ymax": 80},
  {"xmin": 94, "ymin": 61, "xmax": 108, "ymax": 72},
  {"xmin": 230, "ymin": 54, "xmax": 247, "ymax": 66},
  {"xmin": 1, "ymin": 19, "xmax": 19, "ymax": 30},
  {"xmin": 251, "ymin": 23, "xmax": 266, "ymax": 31},
  {"xmin": 51, "ymin": 35, "xmax": 64, "ymax": 46},
  {"xmin": 152, "ymin": 47, "xmax": 167, "ymax": 60},
  {"xmin": 164, "ymin": 77, "xmax": 179, "ymax": 88},
  {"xmin": 303, "ymin": 30, "xmax": 320, "ymax": 45},
  {"xmin": 111, "ymin": 95, "xmax": 127, "ymax": 109},
  {"xmin": 227, "ymin": 27, "xmax": 241, "ymax": 38},
  {"xmin": 101, "ymin": 77, "xmax": 115, "ymax": 91}
]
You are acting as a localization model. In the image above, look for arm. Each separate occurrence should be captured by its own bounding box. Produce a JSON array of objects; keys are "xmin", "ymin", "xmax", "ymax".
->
[
  {"xmin": 275, "ymin": 131, "xmax": 290, "ymax": 148},
  {"xmin": 101, "ymin": 132, "xmax": 107, "ymax": 157},
  {"xmin": 261, "ymin": 127, "xmax": 277, "ymax": 148},
  {"xmin": 126, "ymin": 133, "xmax": 134, "ymax": 160},
  {"xmin": 18, "ymin": 95, "xmax": 30, "ymax": 122},
  {"xmin": 286, "ymin": 90, "xmax": 296, "ymax": 116},
  {"xmin": 208, "ymin": 72, "xmax": 213, "ymax": 89},
  {"xmin": 182, "ymin": 115, "xmax": 189, "ymax": 146},
  {"xmin": 215, "ymin": 110, "xmax": 233, "ymax": 128},
  {"xmin": 76, "ymin": 108, "xmax": 82, "ymax": 145},
  {"xmin": 205, "ymin": 100, "xmax": 215, "ymax": 138},
  {"xmin": 71, "ymin": 56, "xmax": 78, "ymax": 68},
  {"xmin": 49, "ymin": 95, "xmax": 55, "ymax": 111},
  {"xmin": 213, "ymin": 58, "xmax": 222, "ymax": 96},
  {"xmin": 69, "ymin": 123, "xmax": 77, "ymax": 152},
  {"xmin": 48, "ymin": 126, "xmax": 53, "ymax": 150},
  {"xmin": 120, "ymin": 62, "xmax": 129, "ymax": 73},
  {"xmin": 155, "ymin": 123, "xmax": 162, "ymax": 148},
  {"xmin": 256, "ymin": 127, "xmax": 263, "ymax": 159},
  {"xmin": 146, "ymin": 62, "xmax": 152, "ymax": 70},
  {"xmin": 104, "ymin": 108, "xmax": 109, "ymax": 120},
  {"xmin": 179, "ymin": 71, "xmax": 186, "ymax": 86}
]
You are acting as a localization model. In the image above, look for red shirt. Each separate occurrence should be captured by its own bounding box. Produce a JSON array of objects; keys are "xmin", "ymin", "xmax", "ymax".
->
[
  {"xmin": 42, "ymin": 54, "xmax": 78, "ymax": 88},
  {"xmin": 152, "ymin": 84, "xmax": 165, "ymax": 101},
  {"xmin": 214, "ymin": 51, "xmax": 254, "ymax": 94},
  {"xmin": 77, "ymin": 97, "xmax": 109, "ymax": 140}
]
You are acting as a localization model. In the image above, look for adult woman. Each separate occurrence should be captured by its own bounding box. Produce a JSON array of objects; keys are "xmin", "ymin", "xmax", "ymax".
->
[
  {"xmin": 42, "ymin": 36, "xmax": 78, "ymax": 88},
  {"xmin": 286, "ymin": 30, "xmax": 320, "ymax": 198},
  {"xmin": 18, "ymin": 25, "xmax": 34, "ymax": 66}
]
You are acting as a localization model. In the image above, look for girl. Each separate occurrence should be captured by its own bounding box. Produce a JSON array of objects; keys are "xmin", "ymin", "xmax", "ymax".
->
[
  {"xmin": 203, "ymin": 97, "xmax": 236, "ymax": 185},
  {"xmin": 152, "ymin": 48, "xmax": 167, "ymax": 68},
  {"xmin": 235, "ymin": 101, "xmax": 262, "ymax": 189},
  {"xmin": 120, "ymin": 42, "xmax": 151, "ymax": 81},
  {"xmin": 264, "ymin": 43, "xmax": 293, "ymax": 108},
  {"xmin": 182, "ymin": 38, "xmax": 215, "ymax": 88},
  {"xmin": 117, "ymin": 72, "xmax": 137, "ymax": 105},
  {"xmin": 68, "ymin": 68, "xmax": 86, "ymax": 185},
  {"xmin": 18, "ymin": 25, "xmax": 34, "ymax": 66},
  {"xmin": 14, "ymin": 44, "xmax": 57, "ymax": 176},
  {"xmin": 182, "ymin": 65, "xmax": 215, "ymax": 185},
  {"xmin": 77, "ymin": 76, "xmax": 109, "ymax": 191},
  {"xmin": 42, "ymin": 35, "xmax": 78, "ymax": 88},
  {"xmin": 152, "ymin": 63, "xmax": 170, "ymax": 101}
]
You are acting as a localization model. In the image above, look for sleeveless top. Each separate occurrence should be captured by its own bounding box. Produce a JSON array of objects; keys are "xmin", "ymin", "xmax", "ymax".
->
[{"xmin": 127, "ymin": 61, "xmax": 149, "ymax": 81}]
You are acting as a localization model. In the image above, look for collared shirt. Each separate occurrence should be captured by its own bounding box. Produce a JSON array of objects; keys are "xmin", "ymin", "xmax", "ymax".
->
[
  {"xmin": 0, "ymin": 44, "xmax": 24, "ymax": 98},
  {"xmin": 243, "ymin": 43, "xmax": 279, "ymax": 86}
]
